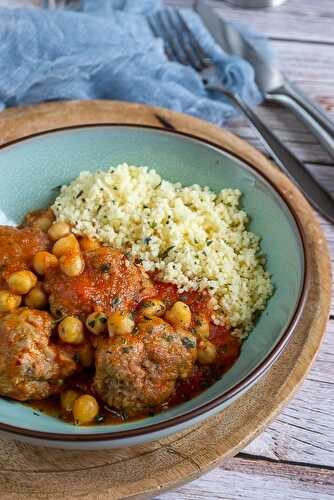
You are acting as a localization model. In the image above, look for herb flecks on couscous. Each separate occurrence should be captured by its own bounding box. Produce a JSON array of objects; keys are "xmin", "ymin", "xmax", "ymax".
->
[{"xmin": 52, "ymin": 164, "xmax": 273, "ymax": 337}]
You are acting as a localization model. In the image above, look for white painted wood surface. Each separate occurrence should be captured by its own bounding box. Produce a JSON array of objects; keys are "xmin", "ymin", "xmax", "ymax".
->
[
  {"xmin": 1, "ymin": 0, "xmax": 333, "ymax": 497},
  {"xmin": 161, "ymin": 0, "xmax": 334, "ymax": 498}
]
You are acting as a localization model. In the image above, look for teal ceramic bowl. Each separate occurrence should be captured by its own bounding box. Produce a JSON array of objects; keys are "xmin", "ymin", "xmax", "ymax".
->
[{"xmin": 0, "ymin": 125, "xmax": 307, "ymax": 449}]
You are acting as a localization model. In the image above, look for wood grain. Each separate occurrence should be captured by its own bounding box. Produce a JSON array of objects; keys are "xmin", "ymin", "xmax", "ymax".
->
[
  {"xmin": 158, "ymin": 456, "xmax": 334, "ymax": 500},
  {"xmin": 0, "ymin": 100, "xmax": 331, "ymax": 499},
  {"xmin": 163, "ymin": 2, "xmax": 334, "ymax": 498},
  {"xmin": 167, "ymin": 0, "xmax": 334, "ymax": 44},
  {"xmin": 243, "ymin": 320, "xmax": 334, "ymax": 466}
]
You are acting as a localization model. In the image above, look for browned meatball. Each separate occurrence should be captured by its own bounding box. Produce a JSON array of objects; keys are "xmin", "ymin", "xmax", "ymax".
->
[
  {"xmin": 0, "ymin": 308, "xmax": 77, "ymax": 401},
  {"xmin": 0, "ymin": 226, "xmax": 49, "ymax": 288},
  {"xmin": 94, "ymin": 318, "xmax": 197, "ymax": 416},
  {"xmin": 44, "ymin": 247, "xmax": 155, "ymax": 320}
]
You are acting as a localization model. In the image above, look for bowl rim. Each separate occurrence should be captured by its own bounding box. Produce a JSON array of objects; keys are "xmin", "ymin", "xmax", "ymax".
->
[{"xmin": 0, "ymin": 123, "xmax": 310, "ymax": 442}]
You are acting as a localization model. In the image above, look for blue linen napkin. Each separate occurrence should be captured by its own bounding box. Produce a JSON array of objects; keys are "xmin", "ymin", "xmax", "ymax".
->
[{"xmin": 0, "ymin": 0, "xmax": 268, "ymax": 125}]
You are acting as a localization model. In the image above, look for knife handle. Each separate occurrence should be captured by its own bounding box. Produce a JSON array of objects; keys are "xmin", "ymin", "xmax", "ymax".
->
[
  {"xmin": 266, "ymin": 86, "xmax": 334, "ymax": 161},
  {"xmin": 224, "ymin": 91, "xmax": 334, "ymax": 223},
  {"xmin": 274, "ymin": 81, "xmax": 334, "ymax": 138}
]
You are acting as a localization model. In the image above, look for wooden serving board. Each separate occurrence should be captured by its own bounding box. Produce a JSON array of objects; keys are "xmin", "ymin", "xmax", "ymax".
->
[{"xmin": 0, "ymin": 101, "xmax": 331, "ymax": 500}]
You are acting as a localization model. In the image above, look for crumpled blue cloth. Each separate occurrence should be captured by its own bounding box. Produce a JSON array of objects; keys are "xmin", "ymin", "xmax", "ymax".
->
[{"xmin": 0, "ymin": 0, "xmax": 268, "ymax": 125}]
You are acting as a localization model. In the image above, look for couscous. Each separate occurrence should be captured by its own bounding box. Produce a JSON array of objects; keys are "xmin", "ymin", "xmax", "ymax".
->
[
  {"xmin": 0, "ymin": 163, "xmax": 272, "ymax": 425},
  {"xmin": 53, "ymin": 163, "xmax": 273, "ymax": 337}
]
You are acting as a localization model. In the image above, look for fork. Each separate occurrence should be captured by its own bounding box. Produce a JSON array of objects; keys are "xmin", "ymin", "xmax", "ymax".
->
[{"xmin": 148, "ymin": 9, "xmax": 334, "ymax": 223}]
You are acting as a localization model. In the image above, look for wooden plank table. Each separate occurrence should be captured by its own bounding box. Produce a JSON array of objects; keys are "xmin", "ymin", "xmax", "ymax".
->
[
  {"xmin": 160, "ymin": 1, "xmax": 334, "ymax": 498},
  {"xmin": 1, "ymin": 0, "xmax": 333, "ymax": 497}
]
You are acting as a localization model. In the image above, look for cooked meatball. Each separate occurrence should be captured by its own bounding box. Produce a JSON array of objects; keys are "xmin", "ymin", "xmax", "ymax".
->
[
  {"xmin": 0, "ymin": 226, "xmax": 49, "ymax": 288},
  {"xmin": 0, "ymin": 308, "xmax": 77, "ymax": 401},
  {"xmin": 94, "ymin": 318, "xmax": 197, "ymax": 416},
  {"xmin": 44, "ymin": 247, "xmax": 155, "ymax": 320}
]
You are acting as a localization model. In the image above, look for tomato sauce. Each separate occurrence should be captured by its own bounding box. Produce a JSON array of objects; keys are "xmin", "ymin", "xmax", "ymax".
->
[
  {"xmin": 1, "ymin": 217, "xmax": 241, "ymax": 425},
  {"xmin": 0, "ymin": 226, "xmax": 49, "ymax": 288},
  {"xmin": 26, "ymin": 279, "xmax": 241, "ymax": 425}
]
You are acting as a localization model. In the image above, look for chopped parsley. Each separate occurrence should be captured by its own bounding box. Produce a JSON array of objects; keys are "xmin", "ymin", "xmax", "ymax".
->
[
  {"xmin": 51, "ymin": 317, "xmax": 64, "ymax": 327},
  {"xmin": 112, "ymin": 297, "xmax": 121, "ymax": 307},
  {"xmin": 159, "ymin": 245, "xmax": 175, "ymax": 259},
  {"xmin": 132, "ymin": 326, "xmax": 139, "ymax": 336},
  {"xmin": 100, "ymin": 263, "xmax": 111, "ymax": 272},
  {"xmin": 182, "ymin": 337, "xmax": 196, "ymax": 349}
]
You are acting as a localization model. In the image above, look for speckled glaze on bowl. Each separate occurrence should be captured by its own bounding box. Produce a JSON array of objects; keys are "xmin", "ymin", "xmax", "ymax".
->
[{"xmin": 0, "ymin": 125, "xmax": 307, "ymax": 449}]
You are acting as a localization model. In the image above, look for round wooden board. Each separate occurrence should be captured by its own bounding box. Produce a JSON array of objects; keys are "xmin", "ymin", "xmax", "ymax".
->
[{"xmin": 0, "ymin": 101, "xmax": 331, "ymax": 500}]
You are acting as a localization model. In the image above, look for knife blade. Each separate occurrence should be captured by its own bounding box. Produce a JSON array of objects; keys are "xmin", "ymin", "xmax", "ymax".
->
[
  {"xmin": 194, "ymin": 1, "xmax": 334, "ymax": 221},
  {"xmin": 196, "ymin": 0, "xmax": 334, "ymax": 159}
]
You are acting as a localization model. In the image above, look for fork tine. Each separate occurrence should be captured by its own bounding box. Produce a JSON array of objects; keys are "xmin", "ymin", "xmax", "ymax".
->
[
  {"xmin": 163, "ymin": 9, "xmax": 202, "ymax": 70},
  {"xmin": 147, "ymin": 16, "xmax": 160, "ymax": 39},
  {"xmin": 157, "ymin": 10, "xmax": 189, "ymax": 65},
  {"xmin": 147, "ymin": 16, "xmax": 177, "ymax": 62},
  {"xmin": 174, "ymin": 11, "xmax": 211, "ymax": 69}
]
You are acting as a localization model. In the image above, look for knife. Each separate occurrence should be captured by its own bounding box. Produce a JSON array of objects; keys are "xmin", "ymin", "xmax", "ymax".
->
[{"xmin": 196, "ymin": 0, "xmax": 334, "ymax": 160}]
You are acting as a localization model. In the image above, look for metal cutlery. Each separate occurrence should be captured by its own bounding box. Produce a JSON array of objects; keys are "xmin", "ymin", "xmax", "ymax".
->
[
  {"xmin": 196, "ymin": 0, "xmax": 334, "ymax": 160},
  {"xmin": 148, "ymin": 8, "xmax": 334, "ymax": 223}
]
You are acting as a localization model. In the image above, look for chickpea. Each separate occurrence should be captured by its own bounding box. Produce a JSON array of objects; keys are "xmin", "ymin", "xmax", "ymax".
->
[
  {"xmin": 48, "ymin": 222, "xmax": 70, "ymax": 241},
  {"xmin": 72, "ymin": 394, "xmax": 99, "ymax": 425},
  {"xmin": 165, "ymin": 301, "xmax": 192, "ymax": 329},
  {"xmin": 33, "ymin": 251, "xmax": 58, "ymax": 275},
  {"xmin": 139, "ymin": 299, "xmax": 166, "ymax": 319},
  {"xmin": 6, "ymin": 270, "xmax": 37, "ymax": 295},
  {"xmin": 58, "ymin": 316, "xmax": 84, "ymax": 344},
  {"xmin": 24, "ymin": 283, "xmax": 48, "ymax": 309},
  {"xmin": 107, "ymin": 311, "xmax": 134, "ymax": 336},
  {"xmin": 80, "ymin": 236, "xmax": 101, "ymax": 252},
  {"xmin": 77, "ymin": 343, "xmax": 95, "ymax": 368},
  {"xmin": 86, "ymin": 312, "xmax": 108, "ymax": 335},
  {"xmin": 197, "ymin": 340, "xmax": 217, "ymax": 365},
  {"xmin": 52, "ymin": 234, "xmax": 80, "ymax": 257},
  {"xmin": 0, "ymin": 290, "xmax": 21, "ymax": 313},
  {"xmin": 32, "ymin": 214, "xmax": 53, "ymax": 232},
  {"xmin": 193, "ymin": 316, "xmax": 210, "ymax": 339},
  {"xmin": 61, "ymin": 389, "xmax": 79, "ymax": 413},
  {"xmin": 59, "ymin": 253, "xmax": 84, "ymax": 277}
]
